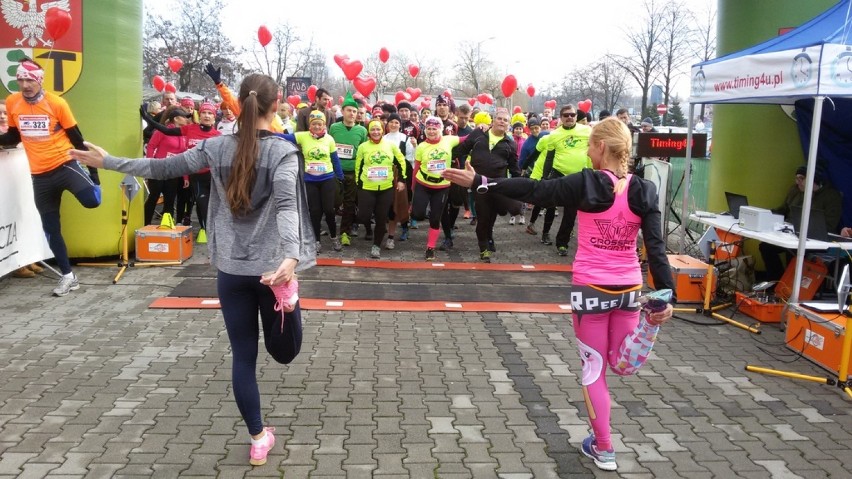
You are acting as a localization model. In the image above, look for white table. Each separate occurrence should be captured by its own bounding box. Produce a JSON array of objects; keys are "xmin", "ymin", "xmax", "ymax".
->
[{"xmin": 689, "ymin": 213, "xmax": 851, "ymax": 251}]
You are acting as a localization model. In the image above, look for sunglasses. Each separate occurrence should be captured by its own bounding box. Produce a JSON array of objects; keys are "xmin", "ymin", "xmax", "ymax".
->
[{"xmin": 562, "ymin": 113, "xmax": 577, "ymax": 118}]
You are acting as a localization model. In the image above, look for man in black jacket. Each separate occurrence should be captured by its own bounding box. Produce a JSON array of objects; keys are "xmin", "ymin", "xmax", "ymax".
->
[{"xmin": 453, "ymin": 108, "xmax": 521, "ymax": 262}]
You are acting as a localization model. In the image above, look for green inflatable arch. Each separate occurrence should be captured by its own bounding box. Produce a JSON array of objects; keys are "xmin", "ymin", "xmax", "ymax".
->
[{"xmin": 1, "ymin": 0, "xmax": 143, "ymax": 258}]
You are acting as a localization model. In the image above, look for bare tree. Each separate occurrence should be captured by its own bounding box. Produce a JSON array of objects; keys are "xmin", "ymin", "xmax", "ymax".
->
[
  {"xmin": 452, "ymin": 40, "xmax": 499, "ymax": 97},
  {"xmin": 243, "ymin": 23, "xmax": 319, "ymax": 86},
  {"xmin": 692, "ymin": 0, "xmax": 717, "ymax": 122},
  {"xmin": 657, "ymin": 0, "xmax": 695, "ymax": 124},
  {"xmin": 612, "ymin": 0, "xmax": 666, "ymax": 118},
  {"xmin": 143, "ymin": 0, "xmax": 238, "ymax": 95},
  {"xmin": 594, "ymin": 57, "xmax": 629, "ymax": 113}
]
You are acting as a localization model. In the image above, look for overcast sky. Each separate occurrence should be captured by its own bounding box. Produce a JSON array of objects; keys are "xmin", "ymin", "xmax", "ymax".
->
[{"xmin": 144, "ymin": 0, "xmax": 715, "ymax": 99}]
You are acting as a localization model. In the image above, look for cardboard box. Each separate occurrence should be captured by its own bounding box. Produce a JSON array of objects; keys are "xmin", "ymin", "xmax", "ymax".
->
[
  {"xmin": 735, "ymin": 291, "xmax": 784, "ymax": 323},
  {"xmin": 135, "ymin": 225, "xmax": 193, "ymax": 262},
  {"xmin": 648, "ymin": 254, "xmax": 716, "ymax": 303},
  {"xmin": 785, "ymin": 305, "xmax": 852, "ymax": 380}
]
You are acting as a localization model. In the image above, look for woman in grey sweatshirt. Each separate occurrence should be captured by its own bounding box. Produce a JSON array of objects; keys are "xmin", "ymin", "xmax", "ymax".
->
[{"xmin": 71, "ymin": 74, "xmax": 314, "ymax": 467}]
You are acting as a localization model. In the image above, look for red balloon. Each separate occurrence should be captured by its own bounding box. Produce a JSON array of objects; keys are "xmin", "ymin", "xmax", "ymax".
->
[
  {"xmin": 394, "ymin": 91, "xmax": 410, "ymax": 105},
  {"xmin": 353, "ymin": 92, "xmax": 364, "ymax": 100},
  {"xmin": 353, "ymin": 76, "xmax": 377, "ymax": 98},
  {"xmin": 544, "ymin": 99, "xmax": 557, "ymax": 110},
  {"xmin": 485, "ymin": 94, "xmax": 494, "ymax": 104},
  {"xmin": 477, "ymin": 93, "xmax": 488, "ymax": 104},
  {"xmin": 442, "ymin": 89, "xmax": 452, "ymax": 98},
  {"xmin": 341, "ymin": 59, "xmax": 363, "ymax": 81},
  {"xmin": 501, "ymin": 75, "xmax": 518, "ymax": 98},
  {"xmin": 287, "ymin": 95, "xmax": 300, "ymax": 108},
  {"xmin": 333, "ymin": 54, "xmax": 349, "ymax": 68},
  {"xmin": 164, "ymin": 82, "xmax": 176, "ymax": 93},
  {"xmin": 379, "ymin": 47, "xmax": 390, "ymax": 63},
  {"xmin": 405, "ymin": 87, "xmax": 421, "ymax": 102},
  {"xmin": 513, "ymin": 105, "xmax": 522, "ymax": 114},
  {"xmin": 338, "ymin": 96, "xmax": 344, "ymax": 105},
  {"xmin": 307, "ymin": 85, "xmax": 318, "ymax": 103},
  {"xmin": 408, "ymin": 64, "xmax": 420, "ymax": 78},
  {"xmin": 578, "ymin": 99, "xmax": 592, "ymax": 113},
  {"xmin": 420, "ymin": 100, "xmax": 430, "ymax": 109},
  {"xmin": 44, "ymin": 7, "xmax": 72, "ymax": 41},
  {"xmin": 526, "ymin": 84, "xmax": 535, "ymax": 97},
  {"xmin": 467, "ymin": 98, "xmax": 476, "ymax": 106},
  {"xmin": 257, "ymin": 25, "xmax": 272, "ymax": 47},
  {"xmin": 152, "ymin": 75, "xmax": 165, "ymax": 92},
  {"xmin": 167, "ymin": 57, "xmax": 183, "ymax": 74}
]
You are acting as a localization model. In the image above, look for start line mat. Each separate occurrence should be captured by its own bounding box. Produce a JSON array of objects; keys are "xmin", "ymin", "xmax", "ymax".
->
[{"xmin": 153, "ymin": 259, "xmax": 574, "ymax": 313}]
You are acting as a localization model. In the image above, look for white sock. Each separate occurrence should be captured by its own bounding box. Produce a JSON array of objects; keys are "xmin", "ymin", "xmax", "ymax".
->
[
  {"xmin": 63, "ymin": 272, "xmax": 75, "ymax": 279},
  {"xmin": 251, "ymin": 431, "xmax": 266, "ymax": 446}
]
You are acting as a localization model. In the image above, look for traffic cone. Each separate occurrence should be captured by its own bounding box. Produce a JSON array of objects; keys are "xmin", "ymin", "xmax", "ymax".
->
[
  {"xmin": 197, "ymin": 228, "xmax": 207, "ymax": 244},
  {"xmin": 159, "ymin": 212, "xmax": 176, "ymax": 229}
]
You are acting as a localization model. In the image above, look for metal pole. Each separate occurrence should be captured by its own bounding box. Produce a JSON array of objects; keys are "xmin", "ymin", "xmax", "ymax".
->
[{"xmin": 680, "ymin": 103, "xmax": 696, "ymax": 254}]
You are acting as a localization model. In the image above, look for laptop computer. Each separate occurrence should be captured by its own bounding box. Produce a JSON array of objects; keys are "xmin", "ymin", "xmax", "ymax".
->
[
  {"xmin": 789, "ymin": 205, "xmax": 829, "ymax": 241},
  {"xmin": 724, "ymin": 192, "xmax": 749, "ymax": 219}
]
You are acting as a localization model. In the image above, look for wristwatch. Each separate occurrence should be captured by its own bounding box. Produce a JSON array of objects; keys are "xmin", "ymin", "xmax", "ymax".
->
[{"xmin": 476, "ymin": 175, "xmax": 490, "ymax": 194}]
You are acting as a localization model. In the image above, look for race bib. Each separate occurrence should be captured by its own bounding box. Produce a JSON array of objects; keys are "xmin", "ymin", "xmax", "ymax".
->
[
  {"xmin": 367, "ymin": 166, "xmax": 389, "ymax": 181},
  {"xmin": 426, "ymin": 159, "xmax": 446, "ymax": 173},
  {"xmin": 18, "ymin": 115, "xmax": 50, "ymax": 138},
  {"xmin": 336, "ymin": 143, "xmax": 354, "ymax": 159},
  {"xmin": 306, "ymin": 162, "xmax": 328, "ymax": 175}
]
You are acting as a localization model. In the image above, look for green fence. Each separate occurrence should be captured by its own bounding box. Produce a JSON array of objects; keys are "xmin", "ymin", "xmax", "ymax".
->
[{"xmin": 668, "ymin": 157, "xmax": 711, "ymax": 233}]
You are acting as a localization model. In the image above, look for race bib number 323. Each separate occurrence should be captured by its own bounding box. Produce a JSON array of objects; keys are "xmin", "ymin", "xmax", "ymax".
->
[{"xmin": 18, "ymin": 115, "xmax": 50, "ymax": 138}]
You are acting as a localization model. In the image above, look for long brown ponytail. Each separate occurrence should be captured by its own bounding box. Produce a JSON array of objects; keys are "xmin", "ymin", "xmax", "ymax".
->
[{"xmin": 227, "ymin": 74, "xmax": 278, "ymax": 216}]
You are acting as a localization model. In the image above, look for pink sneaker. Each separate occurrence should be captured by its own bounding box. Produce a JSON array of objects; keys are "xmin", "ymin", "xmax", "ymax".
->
[
  {"xmin": 249, "ymin": 427, "xmax": 276, "ymax": 466},
  {"xmin": 269, "ymin": 278, "xmax": 299, "ymax": 331}
]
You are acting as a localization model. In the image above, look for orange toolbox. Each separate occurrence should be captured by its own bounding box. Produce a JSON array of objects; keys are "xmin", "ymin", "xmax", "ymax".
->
[
  {"xmin": 734, "ymin": 291, "xmax": 784, "ymax": 323},
  {"xmin": 785, "ymin": 305, "xmax": 852, "ymax": 380},
  {"xmin": 774, "ymin": 258, "xmax": 827, "ymax": 301},
  {"xmin": 135, "ymin": 225, "xmax": 193, "ymax": 262},
  {"xmin": 648, "ymin": 254, "xmax": 716, "ymax": 303}
]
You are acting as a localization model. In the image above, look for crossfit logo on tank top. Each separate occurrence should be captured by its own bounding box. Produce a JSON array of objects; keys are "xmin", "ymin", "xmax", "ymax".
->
[{"xmin": 591, "ymin": 212, "xmax": 640, "ymax": 251}]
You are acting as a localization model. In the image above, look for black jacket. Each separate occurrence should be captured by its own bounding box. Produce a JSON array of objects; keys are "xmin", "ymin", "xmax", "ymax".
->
[{"xmin": 453, "ymin": 128, "xmax": 521, "ymax": 179}]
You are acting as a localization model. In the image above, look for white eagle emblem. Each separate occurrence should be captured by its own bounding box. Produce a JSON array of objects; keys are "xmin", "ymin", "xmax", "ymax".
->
[{"xmin": 1, "ymin": 0, "xmax": 70, "ymax": 47}]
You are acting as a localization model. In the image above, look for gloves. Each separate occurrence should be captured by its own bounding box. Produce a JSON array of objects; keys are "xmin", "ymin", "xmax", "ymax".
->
[
  {"xmin": 87, "ymin": 166, "xmax": 100, "ymax": 185},
  {"xmin": 204, "ymin": 63, "xmax": 222, "ymax": 85}
]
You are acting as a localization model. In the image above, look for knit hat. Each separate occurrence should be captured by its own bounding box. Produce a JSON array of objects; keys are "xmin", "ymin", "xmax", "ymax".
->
[
  {"xmin": 436, "ymin": 94, "xmax": 455, "ymax": 112},
  {"xmin": 180, "ymin": 97, "xmax": 195, "ymax": 109},
  {"xmin": 165, "ymin": 107, "xmax": 192, "ymax": 122},
  {"xmin": 309, "ymin": 110, "xmax": 326, "ymax": 124},
  {"xmin": 198, "ymin": 101, "xmax": 216, "ymax": 114},
  {"xmin": 386, "ymin": 113, "xmax": 401, "ymax": 125},
  {"xmin": 397, "ymin": 101, "xmax": 412, "ymax": 112},
  {"xmin": 641, "ymin": 117, "xmax": 653, "ymax": 126},
  {"xmin": 512, "ymin": 122, "xmax": 524, "ymax": 130},
  {"xmin": 473, "ymin": 111, "xmax": 492, "ymax": 126},
  {"xmin": 15, "ymin": 59, "xmax": 43, "ymax": 85},
  {"xmin": 576, "ymin": 110, "xmax": 588, "ymax": 122},
  {"xmin": 342, "ymin": 91, "xmax": 358, "ymax": 110}
]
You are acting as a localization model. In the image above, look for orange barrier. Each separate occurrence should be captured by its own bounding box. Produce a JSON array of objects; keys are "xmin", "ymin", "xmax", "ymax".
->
[{"xmin": 315, "ymin": 258, "xmax": 572, "ymax": 272}]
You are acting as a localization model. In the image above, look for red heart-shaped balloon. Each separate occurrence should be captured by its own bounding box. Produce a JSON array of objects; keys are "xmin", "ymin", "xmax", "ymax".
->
[
  {"xmin": 258, "ymin": 25, "xmax": 272, "ymax": 47},
  {"xmin": 420, "ymin": 100, "xmax": 430, "ymax": 109},
  {"xmin": 485, "ymin": 94, "xmax": 494, "ymax": 104},
  {"xmin": 167, "ymin": 57, "xmax": 183, "ymax": 74},
  {"xmin": 578, "ymin": 99, "xmax": 592, "ymax": 113},
  {"xmin": 287, "ymin": 95, "xmax": 300, "ymax": 108},
  {"xmin": 544, "ymin": 99, "xmax": 557, "ymax": 110},
  {"xmin": 341, "ymin": 59, "xmax": 363, "ymax": 81},
  {"xmin": 394, "ymin": 91, "xmax": 410, "ymax": 105},
  {"xmin": 526, "ymin": 84, "xmax": 535, "ymax": 97},
  {"xmin": 442, "ymin": 89, "xmax": 452, "ymax": 98},
  {"xmin": 307, "ymin": 85, "xmax": 318, "ymax": 103},
  {"xmin": 467, "ymin": 98, "xmax": 476, "ymax": 106},
  {"xmin": 405, "ymin": 87, "xmax": 421, "ymax": 102},
  {"xmin": 353, "ymin": 76, "xmax": 377, "ymax": 98},
  {"xmin": 164, "ymin": 82, "xmax": 176, "ymax": 93},
  {"xmin": 477, "ymin": 93, "xmax": 488, "ymax": 104},
  {"xmin": 45, "ymin": 7, "xmax": 71, "ymax": 41},
  {"xmin": 408, "ymin": 64, "xmax": 420, "ymax": 78},
  {"xmin": 501, "ymin": 75, "xmax": 518, "ymax": 98},
  {"xmin": 513, "ymin": 105, "xmax": 522, "ymax": 114},
  {"xmin": 378, "ymin": 47, "xmax": 389, "ymax": 63},
  {"xmin": 333, "ymin": 54, "xmax": 349, "ymax": 68},
  {"xmin": 152, "ymin": 75, "xmax": 165, "ymax": 92}
]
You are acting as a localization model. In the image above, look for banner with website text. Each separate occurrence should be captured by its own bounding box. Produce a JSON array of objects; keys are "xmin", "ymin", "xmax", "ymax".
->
[{"xmin": 0, "ymin": 148, "xmax": 53, "ymax": 277}]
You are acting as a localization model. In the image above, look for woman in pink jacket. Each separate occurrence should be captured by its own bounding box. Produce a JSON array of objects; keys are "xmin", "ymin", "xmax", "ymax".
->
[{"xmin": 144, "ymin": 106, "xmax": 191, "ymax": 225}]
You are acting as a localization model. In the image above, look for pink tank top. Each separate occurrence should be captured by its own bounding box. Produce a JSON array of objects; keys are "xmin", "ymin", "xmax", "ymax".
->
[{"xmin": 572, "ymin": 171, "xmax": 643, "ymax": 286}]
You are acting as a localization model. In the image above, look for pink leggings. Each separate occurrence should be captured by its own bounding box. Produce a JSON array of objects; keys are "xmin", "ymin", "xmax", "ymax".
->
[{"xmin": 571, "ymin": 286, "xmax": 660, "ymax": 451}]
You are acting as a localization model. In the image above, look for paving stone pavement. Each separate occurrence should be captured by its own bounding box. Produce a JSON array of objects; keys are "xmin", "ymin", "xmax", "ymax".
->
[{"xmin": 1, "ymin": 214, "xmax": 850, "ymax": 478}]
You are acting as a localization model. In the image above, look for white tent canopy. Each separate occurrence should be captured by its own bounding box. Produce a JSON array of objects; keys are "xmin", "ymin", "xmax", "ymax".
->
[{"xmin": 682, "ymin": 0, "xmax": 852, "ymax": 304}]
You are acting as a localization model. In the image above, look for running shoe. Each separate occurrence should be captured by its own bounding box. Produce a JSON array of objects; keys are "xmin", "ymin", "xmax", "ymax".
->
[
  {"xmin": 399, "ymin": 227, "xmax": 409, "ymax": 241},
  {"xmin": 53, "ymin": 273, "xmax": 79, "ymax": 297},
  {"xmin": 425, "ymin": 248, "xmax": 436, "ymax": 261},
  {"xmin": 469, "ymin": 217, "xmax": 477, "ymax": 226},
  {"xmin": 371, "ymin": 245, "xmax": 381, "ymax": 259},
  {"xmin": 320, "ymin": 229, "xmax": 328, "ymax": 236},
  {"xmin": 558, "ymin": 246, "xmax": 569, "ymax": 257},
  {"xmin": 332, "ymin": 236, "xmax": 342, "ymax": 252},
  {"xmin": 439, "ymin": 238, "xmax": 453, "ymax": 251},
  {"xmin": 463, "ymin": 210, "xmax": 471, "ymax": 219},
  {"xmin": 249, "ymin": 427, "xmax": 276, "ymax": 466},
  {"xmin": 410, "ymin": 219, "xmax": 419, "ymax": 229},
  {"xmin": 269, "ymin": 278, "xmax": 299, "ymax": 332},
  {"xmin": 340, "ymin": 232, "xmax": 351, "ymax": 246},
  {"xmin": 509, "ymin": 216, "xmax": 516, "ymax": 225},
  {"xmin": 580, "ymin": 434, "xmax": 617, "ymax": 471},
  {"xmin": 526, "ymin": 224, "xmax": 537, "ymax": 235},
  {"xmin": 541, "ymin": 233, "xmax": 553, "ymax": 245},
  {"xmin": 385, "ymin": 238, "xmax": 395, "ymax": 250},
  {"xmin": 315, "ymin": 240, "xmax": 322, "ymax": 254},
  {"xmin": 479, "ymin": 250, "xmax": 492, "ymax": 263},
  {"xmin": 518, "ymin": 216, "xmax": 526, "ymax": 225}
]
